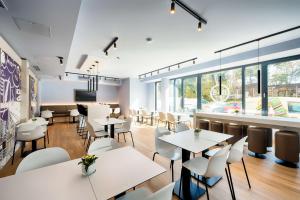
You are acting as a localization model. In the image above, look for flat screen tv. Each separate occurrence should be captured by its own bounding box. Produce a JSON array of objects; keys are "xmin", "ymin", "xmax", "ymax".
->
[{"xmin": 74, "ymin": 90, "xmax": 97, "ymax": 102}]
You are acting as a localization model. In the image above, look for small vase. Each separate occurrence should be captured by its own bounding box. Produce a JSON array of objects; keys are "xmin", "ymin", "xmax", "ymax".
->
[{"xmin": 81, "ymin": 163, "xmax": 96, "ymax": 176}]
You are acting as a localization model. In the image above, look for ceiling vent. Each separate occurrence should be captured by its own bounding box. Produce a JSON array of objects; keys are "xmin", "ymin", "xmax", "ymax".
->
[
  {"xmin": 0, "ymin": 0, "xmax": 8, "ymax": 10},
  {"xmin": 32, "ymin": 65, "xmax": 40, "ymax": 71},
  {"xmin": 12, "ymin": 17, "xmax": 51, "ymax": 38}
]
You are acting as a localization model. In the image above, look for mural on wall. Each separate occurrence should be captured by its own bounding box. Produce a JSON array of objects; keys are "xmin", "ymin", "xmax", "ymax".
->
[
  {"xmin": 29, "ymin": 75, "xmax": 38, "ymax": 117},
  {"xmin": 0, "ymin": 49, "xmax": 21, "ymax": 166}
]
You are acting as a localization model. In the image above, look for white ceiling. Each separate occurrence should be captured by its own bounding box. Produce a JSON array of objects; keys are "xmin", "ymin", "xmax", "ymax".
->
[
  {"xmin": 0, "ymin": 0, "xmax": 81, "ymax": 78},
  {"xmin": 1, "ymin": 0, "xmax": 300, "ymax": 79}
]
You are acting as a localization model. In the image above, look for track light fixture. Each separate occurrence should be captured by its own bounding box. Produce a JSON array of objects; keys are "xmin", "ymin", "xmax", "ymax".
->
[
  {"xmin": 103, "ymin": 37, "xmax": 119, "ymax": 56},
  {"xmin": 170, "ymin": 0, "xmax": 175, "ymax": 14},
  {"xmin": 57, "ymin": 56, "xmax": 63, "ymax": 66},
  {"xmin": 170, "ymin": 0, "xmax": 207, "ymax": 31},
  {"xmin": 198, "ymin": 22, "xmax": 202, "ymax": 31}
]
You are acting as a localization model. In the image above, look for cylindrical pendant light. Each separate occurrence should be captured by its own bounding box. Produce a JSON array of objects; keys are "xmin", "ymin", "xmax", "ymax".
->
[
  {"xmin": 219, "ymin": 51, "xmax": 222, "ymax": 96},
  {"xmin": 257, "ymin": 40, "xmax": 261, "ymax": 94},
  {"xmin": 170, "ymin": 0, "xmax": 175, "ymax": 14}
]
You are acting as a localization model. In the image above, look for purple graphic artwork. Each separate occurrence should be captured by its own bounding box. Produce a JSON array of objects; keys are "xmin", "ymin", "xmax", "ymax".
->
[{"xmin": 0, "ymin": 50, "xmax": 21, "ymax": 127}]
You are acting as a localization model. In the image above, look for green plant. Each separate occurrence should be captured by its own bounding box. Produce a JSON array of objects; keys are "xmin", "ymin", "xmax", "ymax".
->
[
  {"xmin": 78, "ymin": 155, "xmax": 98, "ymax": 171},
  {"xmin": 194, "ymin": 128, "xmax": 201, "ymax": 133}
]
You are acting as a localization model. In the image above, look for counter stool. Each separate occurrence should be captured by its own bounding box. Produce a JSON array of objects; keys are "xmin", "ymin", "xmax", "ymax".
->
[
  {"xmin": 226, "ymin": 123, "xmax": 243, "ymax": 144},
  {"xmin": 197, "ymin": 119, "xmax": 209, "ymax": 130},
  {"xmin": 210, "ymin": 121, "xmax": 223, "ymax": 133},
  {"xmin": 275, "ymin": 131, "xmax": 299, "ymax": 168},
  {"xmin": 247, "ymin": 127, "xmax": 269, "ymax": 159}
]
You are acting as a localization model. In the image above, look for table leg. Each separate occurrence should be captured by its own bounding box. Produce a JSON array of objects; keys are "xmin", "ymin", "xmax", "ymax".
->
[
  {"xmin": 110, "ymin": 124, "xmax": 115, "ymax": 138},
  {"xmin": 104, "ymin": 125, "xmax": 108, "ymax": 132},
  {"xmin": 151, "ymin": 116, "xmax": 153, "ymax": 126},
  {"xmin": 73, "ymin": 116, "xmax": 75, "ymax": 123},
  {"xmin": 173, "ymin": 149, "xmax": 206, "ymax": 200},
  {"xmin": 21, "ymin": 140, "xmax": 38, "ymax": 157}
]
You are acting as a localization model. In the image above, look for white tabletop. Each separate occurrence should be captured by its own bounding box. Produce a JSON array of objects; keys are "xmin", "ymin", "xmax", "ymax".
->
[
  {"xmin": 159, "ymin": 130, "xmax": 221, "ymax": 153},
  {"xmin": 0, "ymin": 159, "xmax": 96, "ymax": 200},
  {"xmin": 94, "ymin": 118, "xmax": 125, "ymax": 126},
  {"xmin": 89, "ymin": 146, "xmax": 166, "ymax": 200},
  {"xmin": 195, "ymin": 129, "xmax": 233, "ymax": 143}
]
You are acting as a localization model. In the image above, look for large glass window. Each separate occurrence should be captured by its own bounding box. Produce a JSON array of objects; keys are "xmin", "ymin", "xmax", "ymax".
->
[
  {"xmin": 245, "ymin": 65, "xmax": 261, "ymax": 114},
  {"xmin": 155, "ymin": 82, "xmax": 161, "ymax": 111},
  {"xmin": 174, "ymin": 79, "xmax": 182, "ymax": 112},
  {"xmin": 268, "ymin": 59, "xmax": 300, "ymax": 118},
  {"xmin": 169, "ymin": 80, "xmax": 174, "ymax": 112},
  {"xmin": 183, "ymin": 77, "xmax": 197, "ymax": 112},
  {"xmin": 202, "ymin": 68, "xmax": 242, "ymax": 113}
]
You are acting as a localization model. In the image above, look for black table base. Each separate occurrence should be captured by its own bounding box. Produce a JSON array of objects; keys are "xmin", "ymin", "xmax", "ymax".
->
[
  {"xmin": 173, "ymin": 149, "xmax": 206, "ymax": 200},
  {"xmin": 104, "ymin": 124, "xmax": 115, "ymax": 138},
  {"xmin": 192, "ymin": 173, "xmax": 222, "ymax": 187},
  {"xmin": 275, "ymin": 159, "xmax": 299, "ymax": 168}
]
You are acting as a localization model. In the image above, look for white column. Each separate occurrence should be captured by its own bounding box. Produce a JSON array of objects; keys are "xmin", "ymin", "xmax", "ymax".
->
[{"xmin": 161, "ymin": 78, "xmax": 169, "ymax": 112}]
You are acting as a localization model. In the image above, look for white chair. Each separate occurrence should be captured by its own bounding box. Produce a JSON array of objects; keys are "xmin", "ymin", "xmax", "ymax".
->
[
  {"xmin": 85, "ymin": 121, "xmax": 109, "ymax": 152},
  {"xmin": 117, "ymin": 182, "xmax": 175, "ymax": 200},
  {"xmin": 182, "ymin": 145, "xmax": 232, "ymax": 200},
  {"xmin": 115, "ymin": 117, "xmax": 135, "ymax": 147},
  {"xmin": 30, "ymin": 117, "xmax": 50, "ymax": 144},
  {"xmin": 157, "ymin": 112, "xmax": 168, "ymax": 127},
  {"xmin": 41, "ymin": 110, "xmax": 54, "ymax": 124},
  {"xmin": 88, "ymin": 138, "xmax": 119, "ymax": 154},
  {"xmin": 69, "ymin": 109, "xmax": 79, "ymax": 123},
  {"xmin": 206, "ymin": 136, "xmax": 250, "ymax": 199},
  {"xmin": 15, "ymin": 147, "xmax": 70, "ymax": 174},
  {"xmin": 141, "ymin": 110, "xmax": 151, "ymax": 124},
  {"xmin": 174, "ymin": 123, "xmax": 189, "ymax": 133},
  {"xmin": 114, "ymin": 107, "xmax": 121, "ymax": 115},
  {"xmin": 12, "ymin": 124, "xmax": 46, "ymax": 165},
  {"xmin": 153, "ymin": 127, "xmax": 181, "ymax": 182}
]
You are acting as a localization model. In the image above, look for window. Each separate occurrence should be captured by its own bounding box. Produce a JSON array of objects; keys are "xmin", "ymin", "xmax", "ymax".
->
[
  {"xmin": 268, "ymin": 59, "xmax": 300, "ymax": 118},
  {"xmin": 174, "ymin": 79, "xmax": 182, "ymax": 112},
  {"xmin": 183, "ymin": 77, "xmax": 197, "ymax": 112},
  {"xmin": 169, "ymin": 80, "xmax": 174, "ymax": 112},
  {"xmin": 202, "ymin": 68, "xmax": 242, "ymax": 113},
  {"xmin": 245, "ymin": 65, "xmax": 261, "ymax": 114},
  {"xmin": 155, "ymin": 82, "xmax": 161, "ymax": 111}
]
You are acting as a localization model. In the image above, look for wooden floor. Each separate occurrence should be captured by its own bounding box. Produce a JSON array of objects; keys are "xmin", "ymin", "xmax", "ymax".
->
[{"xmin": 1, "ymin": 122, "xmax": 300, "ymax": 200}]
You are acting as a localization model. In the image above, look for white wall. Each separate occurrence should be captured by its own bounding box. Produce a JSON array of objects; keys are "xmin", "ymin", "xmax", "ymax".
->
[
  {"xmin": 39, "ymin": 79, "xmax": 119, "ymax": 104},
  {"xmin": 129, "ymin": 78, "xmax": 147, "ymax": 110},
  {"xmin": 146, "ymin": 82, "xmax": 155, "ymax": 111},
  {"xmin": 118, "ymin": 78, "xmax": 130, "ymax": 116}
]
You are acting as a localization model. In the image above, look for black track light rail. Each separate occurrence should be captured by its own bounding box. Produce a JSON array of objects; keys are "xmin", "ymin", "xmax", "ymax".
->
[
  {"xmin": 173, "ymin": 0, "xmax": 207, "ymax": 24},
  {"xmin": 65, "ymin": 72, "xmax": 120, "ymax": 81},
  {"xmin": 138, "ymin": 57, "xmax": 197, "ymax": 79},
  {"xmin": 103, "ymin": 37, "xmax": 119, "ymax": 55},
  {"xmin": 214, "ymin": 25, "xmax": 300, "ymax": 54}
]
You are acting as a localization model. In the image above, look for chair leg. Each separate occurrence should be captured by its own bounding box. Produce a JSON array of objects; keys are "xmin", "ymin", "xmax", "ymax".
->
[
  {"xmin": 123, "ymin": 133, "xmax": 126, "ymax": 142},
  {"xmin": 129, "ymin": 131, "xmax": 135, "ymax": 147},
  {"xmin": 204, "ymin": 177, "xmax": 209, "ymax": 200},
  {"xmin": 152, "ymin": 152, "xmax": 158, "ymax": 161},
  {"xmin": 11, "ymin": 140, "xmax": 17, "ymax": 165},
  {"xmin": 225, "ymin": 168, "xmax": 235, "ymax": 200},
  {"xmin": 227, "ymin": 164, "xmax": 236, "ymax": 199},
  {"xmin": 47, "ymin": 130, "xmax": 49, "ymax": 144},
  {"xmin": 118, "ymin": 134, "xmax": 120, "ymax": 142},
  {"xmin": 242, "ymin": 158, "xmax": 251, "ymax": 189},
  {"xmin": 44, "ymin": 136, "xmax": 46, "ymax": 148},
  {"xmin": 171, "ymin": 160, "xmax": 174, "ymax": 182}
]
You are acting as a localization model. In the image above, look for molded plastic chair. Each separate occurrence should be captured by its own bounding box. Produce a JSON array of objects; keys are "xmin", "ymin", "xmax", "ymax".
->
[
  {"xmin": 88, "ymin": 138, "xmax": 119, "ymax": 154},
  {"xmin": 157, "ymin": 112, "xmax": 168, "ymax": 127},
  {"xmin": 182, "ymin": 145, "xmax": 232, "ymax": 200},
  {"xmin": 175, "ymin": 123, "xmax": 189, "ymax": 133},
  {"xmin": 41, "ymin": 110, "xmax": 54, "ymax": 124},
  {"xmin": 117, "ymin": 182, "xmax": 175, "ymax": 200},
  {"xmin": 69, "ymin": 109, "xmax": 79, "ymax": 123},
  {"xmin": 85, "ymin": 121, "xmax": 109, "ymax": 152},
  {"xmin": 205, "ymin": 137, "xmax": 250, "ymax": 199},
  {"xmin": 141, "ymin": 110, "xmax": 151, "ymax": 124},
  {"xmin": 153, "ymin": 127, "xmax": 181, "ymax": 182},
  {"xmin": 12, "ymin": 124, "xmax": 46, "ymax": 165},
  {"xmin": 16, "ymin": 147, "xmax": 70, "ymax": 174},
  {"xmin": 115, "ymin": 118, "xmax": 135, "ymax": 147}
]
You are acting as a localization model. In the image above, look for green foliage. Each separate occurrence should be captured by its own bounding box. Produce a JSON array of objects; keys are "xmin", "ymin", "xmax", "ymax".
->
[{"xmin": 78, "ymin": 154, "xmax": 98, "ymax": 171}]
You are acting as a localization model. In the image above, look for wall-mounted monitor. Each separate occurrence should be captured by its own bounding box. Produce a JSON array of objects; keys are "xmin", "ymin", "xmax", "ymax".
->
[{"xmin": 74, "ymin": 90, "xmax": 96, "ymax": 102}]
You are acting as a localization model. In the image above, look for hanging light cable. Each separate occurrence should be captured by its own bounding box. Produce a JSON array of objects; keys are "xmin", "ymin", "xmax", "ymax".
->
[
  {"xmin": 219, "ymin": 51, "xmax": 222, "ymax": 96},
  {"xmin": 257, "ymin": 40, "xmax": 261, "ymax": 94}
]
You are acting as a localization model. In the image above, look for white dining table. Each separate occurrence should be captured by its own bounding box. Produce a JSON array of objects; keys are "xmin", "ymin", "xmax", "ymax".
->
[
  {"xmin": 94, "ymin": 118, "xmax": 126, "ymax": 138},
  {"xmin": 0, "ymin": 146, "xmax": 166, "ymax": 200},
  {"xmin": 159, "ymin": 129, "xmax": 233, "ymax": 200}
]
